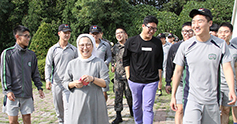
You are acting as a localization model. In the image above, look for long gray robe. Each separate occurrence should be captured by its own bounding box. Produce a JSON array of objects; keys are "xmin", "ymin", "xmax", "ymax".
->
[{"xmin": 62, "ymin": 57, "xmax": 110, "ymax": 124}]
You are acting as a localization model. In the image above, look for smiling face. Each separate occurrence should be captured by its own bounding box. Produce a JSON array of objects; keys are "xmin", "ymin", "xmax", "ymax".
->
[
  {"xmin": 115, "ymin": 28, "xmax": 126, "ymax": 42},
  {"xmin": 191, "ymin": 14, "xmax": 212, "ymax": 38},
  {"xmin": 218, "ymin": 26, "xmax": 232, "ymax": 43},
  {"xmin": 181, "ymin": 26, "xmax": 194, "ymax": 41},
  {"xmin": 78, "ymin": 37, "xmax": 93, "ymax": 59},
  {"xmin": 142, "ymin": 22, "xmax": 157, "ymax": 40},
  {"xmin": 16, "ymin": 31, "xmax": 31, "ymax": 48}
]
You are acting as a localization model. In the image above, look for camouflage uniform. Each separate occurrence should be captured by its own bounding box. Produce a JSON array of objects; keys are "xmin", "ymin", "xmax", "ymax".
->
[{"xmin": 111, "ymin": 42, "xmax": 133, "ymax": 111}]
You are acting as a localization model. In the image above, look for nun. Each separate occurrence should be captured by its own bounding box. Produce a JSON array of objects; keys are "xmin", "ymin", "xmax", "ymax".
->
[{"xmin": 62, "ymin": 34, "xmax": 110, "ymax": 124}]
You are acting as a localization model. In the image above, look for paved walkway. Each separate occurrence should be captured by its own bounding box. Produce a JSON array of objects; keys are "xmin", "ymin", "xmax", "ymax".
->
[
  {"xmin": 107, "ymin": 93, "xmax": 175, "ymax": 124},
  {"xmin": 0, "ymin": 89, "xmax": 175, "ymax": 124}
]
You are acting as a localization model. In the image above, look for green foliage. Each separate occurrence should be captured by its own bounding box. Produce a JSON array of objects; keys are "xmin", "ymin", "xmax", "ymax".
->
[
  {"xmin": 68, "ymin": 0, "xmax": 135, "ymax": 44},
  {"xmin": 128, "ymin": 0, "xmax": 170, "ymax": 9},
  {"xmin": 162, "ymin": 0, "xmax": 187, "ymax": 15},
  {"xmin": 0, "ymin": 0, "xmax": 235, "ymax": 52},
  {"xmin": 22, "ymin": 0, "xmax": 66, "ymax": 35},
  {"xmin": 130, "ymin": 4, "xmax": 159, "ymax": 36},
  {"xmin": 29, "ymin": 22, "xmax": 58, "ymax": 60},
  {"xmin": 179, "ymin": 0, "xmax": 234, "ymax": 27},
  {"xmin": 37, "ymin": 58, "xmax": 46, "ymax": 80},
  {"xmin": 0, "ymin": 0, "xmax": 20, "ymax": 53},
  {"xmin": 156, "ymin": 11, "xmax": 180, "ymax": 37}
]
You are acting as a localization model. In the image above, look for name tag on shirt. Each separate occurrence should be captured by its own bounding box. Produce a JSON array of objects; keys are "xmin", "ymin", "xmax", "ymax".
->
[{"xmin": 142, "ymin": 47, "xmax": 152, "ymax": 51}]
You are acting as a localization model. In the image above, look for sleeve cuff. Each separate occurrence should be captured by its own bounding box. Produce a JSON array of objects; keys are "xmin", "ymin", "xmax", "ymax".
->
[
  {"xmin": 37, "ymin": 87, "xmax": 43, "ymax": 91},
  {"xmin": 166, "ymin": 82, "xmax": 171, "ymax": 86},
  {"xmin": 5, "ymin": 89, "xmax": 13, "ymax": 94}
]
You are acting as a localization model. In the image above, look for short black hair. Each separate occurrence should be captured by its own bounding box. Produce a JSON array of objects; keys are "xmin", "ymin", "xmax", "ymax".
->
[
  {"xmin": 219, "ymin": 22, "xmax": 233, "ymax": 32},
  {"xmin": 210, "ymin": 23, "xmax": 219, "ymax": 32},
  {"xmin": 13, "ymin": 25, "xmax": 30, "ymax": 39},
  {"xmin": 143, "ymin": 15, "xmax": 158, "ymax": 25},
  {"xmin": 116, "ymin": 27, "xmax": 127, "ymax": 34},
  {"xmin": 182, "ymin": 22, "xmax": 191, "ymax": 28}
]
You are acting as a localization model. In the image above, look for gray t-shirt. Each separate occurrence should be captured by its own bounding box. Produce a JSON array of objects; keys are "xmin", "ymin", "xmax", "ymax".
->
[
  {"xmin": 96, "ymin": 39, "xmax": 112, "ymax": 65},
  {"xmin": 174, "ymin": 35, "xmax": 231, "ymax": 104},
  {"xmin": 220, "ymin": 42, "xmax": 237, "ymax": 91},
  {"xmin": 45, "ymin": 43, "xmax": 78, "ymax": 83}
]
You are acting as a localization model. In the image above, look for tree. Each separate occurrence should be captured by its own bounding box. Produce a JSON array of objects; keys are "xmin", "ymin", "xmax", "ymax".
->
[
  {"xmin": 179, "ymin": 0, "xmax": 234, "ymax": 28},
  {"xmin": 127, "ymin": 0, "xmax": 170, "ymax": 9},
  {"xmin": 22, "ymin": 0, "xmax": 67, "ymax": 36},
  {"xmin": 162, "ymin": 0, "xmax": 206, "ymax": 16},
  {"xmin": 68, "ymin": 0, "xmax": 135, "ymax": 45},
  {"xmin": 156, "ymin": 11, "xmax": 180, "ymax": 38},
  {"xmin": 0, "ymin": 0, "xmax": 26, "ymax": 53},
  {"xmin": 29, "ymin": 22, "xmax": 58, "ymax": 60}
]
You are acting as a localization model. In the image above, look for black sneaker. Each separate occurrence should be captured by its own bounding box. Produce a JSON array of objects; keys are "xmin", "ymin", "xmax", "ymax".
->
[
  {"xmin": 112, "ymin": 117, "xmax": 123, "ymax": 124},
  {"xmin": 158, "ymin": 89, "xmax": 162, "ymax": 96}
]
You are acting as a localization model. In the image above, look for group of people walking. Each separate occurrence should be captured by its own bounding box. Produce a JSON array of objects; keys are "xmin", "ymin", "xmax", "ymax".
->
[{"xmin": 1, "ymin": 7, "xmax": 237, "ymax": 124}]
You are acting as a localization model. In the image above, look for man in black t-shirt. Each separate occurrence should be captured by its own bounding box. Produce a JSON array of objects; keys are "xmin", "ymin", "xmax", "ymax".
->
[{"xmin": 123, "ymin": 15, "xmax": 163, "ymax": 124}]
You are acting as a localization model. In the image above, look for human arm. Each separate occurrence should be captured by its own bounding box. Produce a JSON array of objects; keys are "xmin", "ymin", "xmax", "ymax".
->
[
  {"xmin": 45, "ymin": 48, "xmax": 54, "ymax": 90},
  {"xmin": 170, "ymin": 64, "xmax": 183, "ymax": 111},
  {"xmin": 223, "ymin": 62, "xmax": 237, "ymax": 105},
  {"xmin": 165, "ymin": 47, "xmax": 176, "ymax": 94},
  {"xmin": 104, "ymin": 43, "xmax": 112, "ymax": 65},
  {"xmin": 123, "ymin": 39, "xmax": 131, "ymax": 80},
  {"xmin": 111, "ymin": 45, "xmax": 116, "ymax": 73},
  {"xmin": 31, "ymin": 53, "xmax": 45, "ymax": 99},
  {"xmin": 125, "ymin": 66, "xmax": 130, "ymax": 80},
  {"xmin": 158, "ymin": 69, "xmax": 162, "ymax": 88},
  {"xmin": 100, "ymin": 61, "xmax": 110, "ymax": 92},
  {"xmin": 235, "ymin": 62, "xmax": 237, "ymax": 90},
  {"xmin": 1, "ymin": 50, "xmax": 13, "ymax": 95}
]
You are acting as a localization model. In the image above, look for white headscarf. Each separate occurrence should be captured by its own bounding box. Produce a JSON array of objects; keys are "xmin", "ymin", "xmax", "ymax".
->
[{"xmin": 76, "ymin": 34, "xmax": 97, "ymax": 61}]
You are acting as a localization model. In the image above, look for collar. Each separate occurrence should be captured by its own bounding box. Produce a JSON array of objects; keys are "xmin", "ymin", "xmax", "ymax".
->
[
  {"xmin": 55, "ymin": 42, "xmax": 71, "ymax": 49},
  {"xmin": 15, "ymin": 43, "xmax": 27, "ymax": 52}
]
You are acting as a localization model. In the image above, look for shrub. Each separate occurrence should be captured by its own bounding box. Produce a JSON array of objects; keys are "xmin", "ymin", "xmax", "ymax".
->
[
  {"xmin": 37, "ymin": 58, "xmax": 46, "ymax": 80},
  {"xmin": 29, "ymin": 22, "xmax": 58, "ymax": 60}
]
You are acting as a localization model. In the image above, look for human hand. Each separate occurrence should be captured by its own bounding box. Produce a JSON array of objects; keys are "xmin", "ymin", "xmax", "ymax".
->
[
  {"xmin": 73, "ymin": 80, "xmax": 83, "ymax": 88},
  {"xmin": 228, "ymin": 91, "xmax": 237, "ymax": 105},
  {"xmin": 7, "ymin": 92, "xmax": 15, "ymax": 101},
  {"xmin": 39, "ymin": 89, "xmax": 45, "ymax": 99},
  {"xmin": 81, "ymin": 75, "xmax": 93, "ymax": 83},
  {"xmin": 111, "ymin": 66, "xmax": 115, "ymax": 73},
  {"xmin": 170, "ymin": 97, "xmax": 178, "ymax": 111},
  {"xmin": 46, "ymin": 81, "xmax": 52, "ymax": 90},
  {"xmin": 165, "ymin": 86, "xmax": 171, "ymax": 94}
]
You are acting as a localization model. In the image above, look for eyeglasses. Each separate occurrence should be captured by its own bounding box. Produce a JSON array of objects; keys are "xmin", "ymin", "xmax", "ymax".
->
[
  {"xmin": 144, "ymin": 24, "xmax": 158, "ymax": 32},
  {"xmin": 115, "ymin": 31, "xmax": 124, "ymax": 35},
  {"xmin": 78, "ymin": 43, "xmax": 92, "ymax": 49},
  {"xmin": 191, "ymin": 19, "xmax": 205, "ymax": 25},
  {"xmin": 18, "ymin": 34, "xmax": 31, "ymax": 39},
  {"xmin": 218, "ymin": 30, "xmax": 230, "ymax": 34},
  {"xmin": 182, "ymin": 30, "xmax": 193, "ymax": 35}
]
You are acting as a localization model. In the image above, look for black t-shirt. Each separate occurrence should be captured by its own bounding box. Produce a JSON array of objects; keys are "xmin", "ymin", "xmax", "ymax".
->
[{"xmin": 123, "ymin": 35, "xmax": 163, "ymax": 83}]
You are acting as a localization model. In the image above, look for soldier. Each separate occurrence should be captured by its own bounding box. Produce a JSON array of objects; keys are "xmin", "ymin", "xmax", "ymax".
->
[{"xmin": 111, "ymin": 27, "xmax": 133, "ymax": 124}]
